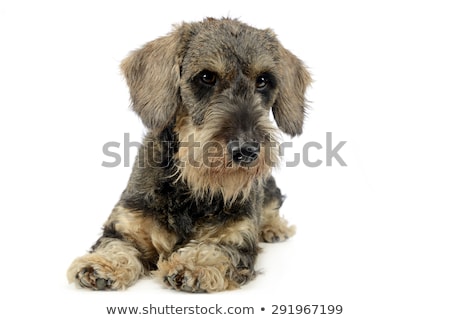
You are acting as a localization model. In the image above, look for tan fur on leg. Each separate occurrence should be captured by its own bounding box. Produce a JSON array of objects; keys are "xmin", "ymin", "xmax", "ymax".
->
[
  {"xmin": 155, "ymin": 242, "xmax": 239, "ymax": 293},
  {"xmin": 107, "ymin": 206, "xmax": 178, "ymax": 262},
  {"xmin": 154, "ymin": 241, "xmax": 253, "ymax": 292},
  {"xmin": 156, "ymin": 217, "xmax": 259, "ymax": 293},
  {"xmin": 67, "ymin": 239, "xmax": 144, "ymax": 290},
  {"xmin": 260, "ymin": 199, "xmax": 296, "ymax": 242}
]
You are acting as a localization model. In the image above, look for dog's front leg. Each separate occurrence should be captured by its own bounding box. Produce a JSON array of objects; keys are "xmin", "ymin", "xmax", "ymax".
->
[
  {"xmin": 67, "ymin": 237, "xmax": 144, "ymax": 290},
  {"xmin": 67, "ymin": 205, "xmax": 177, "ymax": 290},
  {"xmin": 156, "ymin": 217, "xmax": 259, "ymax": 293}
]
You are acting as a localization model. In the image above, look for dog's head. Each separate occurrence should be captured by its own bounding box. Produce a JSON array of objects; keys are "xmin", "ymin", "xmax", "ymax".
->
[
  {"xmin": 121, "ymin": 18, "xmax": 311, "ymax": 201},
  {"xmin": 122, "ymin": 18, "xmax": 311, "ymax": 136}
]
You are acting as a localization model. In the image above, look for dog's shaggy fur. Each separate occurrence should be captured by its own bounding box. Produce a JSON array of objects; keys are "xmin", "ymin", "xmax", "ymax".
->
[{"xmin": 67, "ymin": 18, "xmax": 311, "ymax": 292}]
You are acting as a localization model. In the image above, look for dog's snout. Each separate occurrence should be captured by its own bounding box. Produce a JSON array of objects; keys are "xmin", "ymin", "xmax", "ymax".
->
[{"xmin": 227, "ymin": 141, "xmax": 260, "ymax": 165}]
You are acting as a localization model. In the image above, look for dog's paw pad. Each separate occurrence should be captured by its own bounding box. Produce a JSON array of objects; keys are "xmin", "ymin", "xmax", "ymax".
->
[
  {"xmin": 260, "ymin": 224, "xmax": 296, "ymax": 243},
  {"xmin": 95, "ymin": 277, "xmax": 113, "ymax": 290},
  {"xmin": 260, "ymin": 230, "xmax": 282, "ymax": 242},
  {"xmin": 164, "ymin": 271, "xmax": 206, "ymax": 293},
  {"xmin": 76, "ymin": 267, "xmax": 114, "ymax": 290}
]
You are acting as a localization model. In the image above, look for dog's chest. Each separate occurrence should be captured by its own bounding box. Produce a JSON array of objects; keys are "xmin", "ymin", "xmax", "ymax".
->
[{"xmin": 155, "ymin": 183, "xmax": 253, "ymax": 241}]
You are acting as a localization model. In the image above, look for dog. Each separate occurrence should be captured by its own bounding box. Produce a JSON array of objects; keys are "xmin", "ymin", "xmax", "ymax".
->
[{"xmin": 67, "ymin": 17, "xmax": 311, "ymax": 293}]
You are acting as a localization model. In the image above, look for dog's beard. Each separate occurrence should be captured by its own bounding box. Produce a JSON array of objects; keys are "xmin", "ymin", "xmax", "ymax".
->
[{"xmin": 174, "ymin": 117, "xmax": 279, "ymax": 203}]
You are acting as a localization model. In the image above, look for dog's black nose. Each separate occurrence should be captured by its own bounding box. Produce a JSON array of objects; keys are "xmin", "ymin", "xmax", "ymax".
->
[{"xmin": 227, "ymin": 141, "xmax": 260, "ymax": 165}]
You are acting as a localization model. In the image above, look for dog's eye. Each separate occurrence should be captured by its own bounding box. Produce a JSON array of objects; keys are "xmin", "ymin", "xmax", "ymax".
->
[
  {"xmin": 256, "ymin": 74, "xmax": 270, "ymax": 90},
  {"xmin": 199, "ymin": 70, "xmax": 217, "ymax": 86}
]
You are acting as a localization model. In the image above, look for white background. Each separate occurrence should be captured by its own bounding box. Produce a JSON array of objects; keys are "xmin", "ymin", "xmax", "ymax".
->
[{"xmin": 1, "ymin": 1, "xmax": 449, "ymax": 319}]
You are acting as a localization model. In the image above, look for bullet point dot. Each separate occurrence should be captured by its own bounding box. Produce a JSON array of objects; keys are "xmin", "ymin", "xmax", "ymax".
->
[{"xmin": 261, "ymin": 307, "xmax": 265, "ymax": 311}]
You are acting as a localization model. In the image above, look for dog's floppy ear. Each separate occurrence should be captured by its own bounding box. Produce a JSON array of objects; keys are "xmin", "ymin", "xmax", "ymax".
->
[
  {"xmin": 121, "ymin": 25, "xmax": 190, "ymax": 133},
  {"xmin": 273, "ymin": 47, "xmax": 312, "ymax": 137}
]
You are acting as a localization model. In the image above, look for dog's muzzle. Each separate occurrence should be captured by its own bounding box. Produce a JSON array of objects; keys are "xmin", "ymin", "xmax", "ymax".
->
[{"xmin": 227, "ymin": 140, "xmax": 260, "ymax": 165}]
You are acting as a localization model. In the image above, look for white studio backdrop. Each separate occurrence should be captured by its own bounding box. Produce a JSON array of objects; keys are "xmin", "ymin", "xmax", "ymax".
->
[{"xmin": 0, "ymin": 1, "xmax": 449, "ymax": 319}]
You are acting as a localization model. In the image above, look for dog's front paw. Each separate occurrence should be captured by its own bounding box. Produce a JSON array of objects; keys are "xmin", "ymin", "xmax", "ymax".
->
[
  {"xmin": 74, "ymin": 266, "xmax": 114, "ymax": 290},
  {"xmin": 158, "ymin": 257, "xmax": 230, "ymax": 293},
  {"xmin": 67, "ymin": 255, "xmax": 118, "ymax": 290},
  {"xmin": 260, "ymin": 221, "xmax": 296, "ymax": 243},
  {"xmin": 155, "ymin": 244, "xmax": 238, "ymax": 293},
  {"xmin": 67, "ymin": 249, "xmax": 143, "ymax": 290},
  {"xmin": 164, "ymin": 268, "xmax": 208, "ymax": 293}
]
